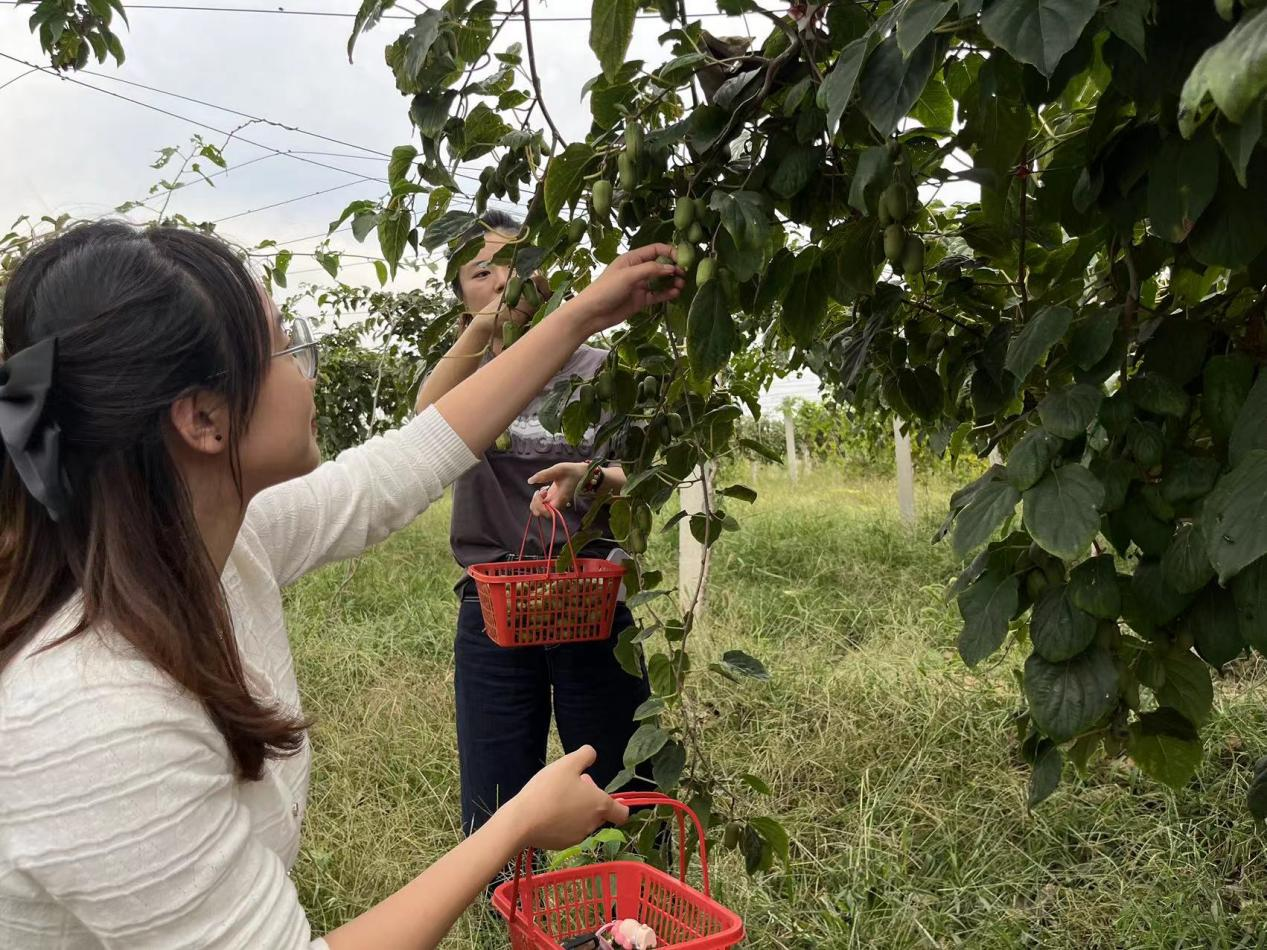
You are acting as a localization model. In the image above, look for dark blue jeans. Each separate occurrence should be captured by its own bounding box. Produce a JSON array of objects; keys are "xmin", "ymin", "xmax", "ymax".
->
[{"xmin": 454, "ymin": 598, "xmax": 652, "ymax": 837}]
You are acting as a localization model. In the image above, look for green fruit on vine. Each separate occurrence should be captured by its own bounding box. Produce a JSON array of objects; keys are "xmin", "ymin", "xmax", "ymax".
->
[
  {"xmin": 884, "ymin": 223, "xmax": 907, "ymax": 265},
  {"xmin": 687, "ymin": 221, "xmax": 706, "ymax": 243},
  {"xmin": 495, "ymin": 431, "xmax": 512, "ymax": 452},
  {"xmin": 520, "ymin": 278, "xmax": 542, "ymax": 309},
  {"xmin": 674, "ymin": 198, "xmax": 695, "ymax": 231},
  {"xmin": 625, "ymin": 121, "xmax": 644, "ymax": 163},
  {"xmin": 618, "ymin": 152, "xmax": 637, "ymax": 190},
  {"xmin": 926, "ymin": 329, "xmax": 947, "ymax": 357},
  {"xmin": 878, "ymin": 199, "xmax": 893, "ymax": 228},
  {"xmin": 634, "ymin": 505, "xmax": 652, "ymax": 535},
  {"xmin": 666, "ymin": 412, "xmax": 685, "ymax": 436},
  {"xmin": 650, "ymin": 254, "xmax": 675, "ymax": 292},
  {"xmin": 596, "ymin": 373, "xmax": 614, "ymax": 400},
  {"xmin": 627, "ymin": 526, "xmax": 648, "ymax": 554},
  {"xmin": 694, "ymin": 197, "xmax": 709, "ymax": 222},
  {"xmin": 696, "ymin": 257, "xmax": 718, "ymax": 284},
  {"xmin": 675, "ymin": 242, "xmax": 697, "ymax": 272},
  {"xmin": 502, "ymin": 321, "xmax": 521, "ymax": 349},
  {"xmin": 592, "ymin": 180, "xmax": 613, "ymax": 218},
  {"xmin": 639, "ymin": 376, "xmax": 660, "ymax": 401},
  {"xmin": 901, "ymin": 235, "xmax": 925, "ymax": 274},
  {"xmin": 505, "ymin": 275, "xmax": 523, "ymax": 307},
  {"xmin": 882, "ymin": 182, "xmax": 911, "ymax": 222},
  {"xmin": 1025, "ymin": 568, "xmax": 1050, "ymax": 602},
  {"xmin": 722, "ymin": 822, "xmax": 740, "ymax": 850},
  {"xmin": 577, "ymin": 382, "xmax": 595, "ymax": 407},
  {"xmin": 568, "ymin": 217, "xmax": 587, "ymax": 243}
]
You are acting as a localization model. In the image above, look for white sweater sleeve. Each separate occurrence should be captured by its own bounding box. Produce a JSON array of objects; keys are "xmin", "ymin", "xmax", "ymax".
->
[
  {"xmin": 0, "ymin": 656, "xmax": 325, "ymax": 949},
  {"xmin": 244, "ymin": 405, "xmax": 478, "ymax": 588}
]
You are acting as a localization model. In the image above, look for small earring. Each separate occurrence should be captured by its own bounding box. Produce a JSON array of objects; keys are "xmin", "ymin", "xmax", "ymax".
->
[{"xmin": 215, "ymin": 435, "xmax": 223, "ymax": 442}]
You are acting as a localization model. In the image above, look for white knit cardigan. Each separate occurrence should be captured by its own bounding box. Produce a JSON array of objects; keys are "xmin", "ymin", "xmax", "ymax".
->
[{"xmin": 0, "ymin": 407, "xmax": 478, "ymax": 948}]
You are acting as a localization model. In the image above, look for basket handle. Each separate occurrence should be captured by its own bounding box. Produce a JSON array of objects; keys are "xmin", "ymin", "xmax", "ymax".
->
[
  {"xmin": 515, "ymin": 499, "xmax": 580, "ymax": 577},
  {"xmin": 505, "ymin": 792, "xmax": 712, "ymax": 928}
]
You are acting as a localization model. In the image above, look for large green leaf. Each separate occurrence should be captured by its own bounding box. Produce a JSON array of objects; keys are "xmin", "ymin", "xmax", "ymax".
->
[
  {"xmin": 1163, "ymin": 523, "xmax": 1217, "ymax": 594},
  {"xmin": 1204, "ymin": 353, "xmax": 1256, "ymax": 443},
  {"xmin": 1178, "ymin": 5, "xmax": 1267, "ymax": 134},
  {"xmin": 912, "ymin": 78, "xmax": 955, "ymax": 129},
  {"xmin": 544, "ymin": 144, "xmax": 596, "ymax": 220},
  {"xmin": 1031, "ymin": 586, "xmax": 1097, "ymax": 663},
  {"xmin": 1161, "ymin": 455, "xmax": 1220, "ymax": 506},
  {"xmin": 1147, "ymin": 133, "xmax": 1220, "ymax": 242},
  {"xmin": 1028, "ymin": 740, "xmax": 1064, "ymax": 808},
  {"xmin": 377, "ymin": 205, "xmax": 411, "ymax": 277},
  {"xmin": 1024, "ymin": 646, "xmax": 1118, "ymax": 742},
  {"xmin": 1126, "ymin": 374, "xmax": 1190, "ymax": 419},
  {"xmin": 1128, "ymin": 709, "xmax": 1203, "ymax": 789},
  {"xmin": 1133, "ymin": 558, "xmax": 1197, "ymax": 626},
  {"xmin": 1005, "ymin": 305, "xmax": 1073, "ymax": 381},
  {"xmin": 957, "ymin": 58, "xmax": 1032, "ymax": 182},
  {"xmin": 818, "ymin": 36, "xmax": 872, "ymax": 134},
  {"xmin": 711, "ymin": 190, "xmax": 771, "ymax": 254},
  {"xmin": 953, "ymin": 476, "xmax": 1021, "ymax": 557},
  {"xmin": 422, "ymin": 209, "xmax": 476, "ymax": 251},
  {"xmin": 958, "ymin": 570, "xmax": 1020, "ymax": 667},
  {"xmin": 687, "ymin": 281, "xmax": 737, "ymax": 381},
  {"xmin": 1215, "ymin": 104, "xmax": 1264, "ymax": 189},
  {"xmin": 1188, "ymin": 161, "xmax": 1267, "ymax": 268},
  {"xmin": 781, "ymin": 249, "xmax": 830, "ymax": 347},
  {"xmin": 980, "ymin": 0, "xmax": 1097, "ymax": 77},
  {"xmin": 590, "ymin": 0, "xmax": 638, "ymax": 80},
  {"xmin": 858, "ymin": 32, "xmax": 943, "ymax": 136},
  {"xmin": 1006, "ymin": 428, "xmax": 1063, "ymax": 492},
  {"xmin": 1157, "ymin": 648, "xmax": 1215, "ymax": 726},
  {"xmin": 1230, "ymin": 372, "xmax": 1267, "ymax": 467},
  {"xmin": 1202, "ymin": 450, "xmax": 1267, "ymax": 584},
  {"xmin": 347, "ymin": 0, "xmax": 396, "ymax": 61},
  {"xmin": 1068, "ymin": 554, "xmax": 1121, "ymax": 619},
  {"xmin": 1023, "ymin": 464, "xmax": 1105, "ymax": 560},
  {"xmin": 898, "ymin": 0, "xmax": 956, "ymax": 57},
  {"xmin": 848, "ymin": 146, "xmax": 892, "ymax": 214},
  {"xmin": 1037, "ymin": 383, "xmax": 1103, "ymax": 439},
  {"xmin": 770, "ymin": 145, "xmax": 823, "ymax": 199},
  {"xmin": 1231, "ymin": 556, "xmax": 1267, "ymax": 654},
  {"xmin": 623, "ymin": 723, "xmax": 669, "ymax": 768},
  {"xmin": 1185, "ymin": 585, "xmax": 1244, "ymax": 667}
]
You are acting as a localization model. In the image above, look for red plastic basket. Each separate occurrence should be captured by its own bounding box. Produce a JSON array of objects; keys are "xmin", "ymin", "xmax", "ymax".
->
[
  {"xmin": 468, "ymin": 501, "xmax": 625, "ymax": 648},
  {"xmin": 491, "ymin": 792, "xmax": 745, "ymax": 949}
]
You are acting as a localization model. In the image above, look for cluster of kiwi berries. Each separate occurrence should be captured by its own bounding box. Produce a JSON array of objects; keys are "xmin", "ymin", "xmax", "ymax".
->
[
  {"xmin": 879, "ymin": 149, "xmax": 925, "ymax": 277},
  {"xmin": 509, "ymin": 581, "xmax": 607, "ymax": 644},
  {"xmin": 474, "ymin": 137, "xmax": 542, "ymax": 210}
]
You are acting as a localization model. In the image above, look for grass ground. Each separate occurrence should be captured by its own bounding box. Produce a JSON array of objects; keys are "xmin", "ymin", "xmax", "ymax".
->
[{"xmin": 287, "ymin": 463, "xmax": 1267, "ymax": 949}]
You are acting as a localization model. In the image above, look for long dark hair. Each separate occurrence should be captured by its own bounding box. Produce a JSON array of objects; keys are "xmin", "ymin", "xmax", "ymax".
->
[{"xmin": 0, "ymin": 221, "xmax": 307, "ymax": 780}]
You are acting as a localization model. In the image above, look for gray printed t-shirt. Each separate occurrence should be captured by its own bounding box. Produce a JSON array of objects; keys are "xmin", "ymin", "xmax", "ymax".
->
[{"xmin": 450, "ymin": 344, "xmax": 615, "ymax": 581}]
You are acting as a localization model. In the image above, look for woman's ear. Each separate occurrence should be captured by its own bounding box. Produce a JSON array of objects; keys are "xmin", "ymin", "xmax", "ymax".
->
[{"xmin": 168, "ymin": 390, "xmax": 230, "ymax": 456}]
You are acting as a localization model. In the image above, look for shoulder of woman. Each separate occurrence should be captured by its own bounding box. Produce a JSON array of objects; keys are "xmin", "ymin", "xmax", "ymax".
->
[{"xmin": 565, "ymin": 344, "xmax": 612, "ymax": 380}]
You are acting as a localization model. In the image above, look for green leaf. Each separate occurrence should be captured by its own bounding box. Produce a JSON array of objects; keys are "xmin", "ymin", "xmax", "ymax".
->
[
  {"xmin": 1205, "ymin": 353, "xmax": 1256, "ymax": 444},
  {"xmin": 632, "ymin": 696, "xmax": 666, "ymax": 721},
  {"xmin": 1025, "ymin": 646, "xmax": 1118, "ymax": 742},
  {"xmin": 1128, "ymin": 709, "xmax": 1203, "ymax": 789},
  {"xmin": 770, "ymin": 145, "xmax": 823, "ymax": 199},
  {"xmin": 1006, "ymin": 429, "xmax": 1063, "ymax": 492},
  {"xmin": 614, "ymin": 626, "xmax": 645, "ymax": 679},
  {"xmin": 1068, "ymin": 309, "xmax": 1120, "ymax": 371},
  {"xmin": 1037, "ymin": 383, "xmax": 1103, "ymax": 439},
  {"xmin": 911, "ymin": 78, "xmax": 955, "ymax": 130},
  {"xmin": 543, "ymin": 143, "xmax": 596, "ymax": 221},
  {"xmin": 1215, "ymin": 105, "xmax": 1264, "ymax": 189},
  {"xmin": 953, "ymin": 477, "xmax": 1021, "ymax": 557},
  {"xmin": 1186, "ymin": 585, "xmax": 1244, "ymax": 667},
  {"xmin": 740, "ymin": 772, "xmax": 772, "ymax": 795},
  {"xmin": 648, "ymin": 652, "xmax": 676, "ymax": 696},
  {"xmin": 1029, "ymin": 740, "xmax": 1064, "ymax": 809},
  {"xmin": 624, "ymin": 723, "xmax": 669, "ymax": 769},
  {"xmin": 689, "ymin": 511, "xmax": 725, "ymax": 547},
  {"xmin": 747, "ymin": 816, "xmax": 790, "ymax": 866},
  {"xmin": 1126, "ymin": 374, "xmax": 1190, "ymax": 419},
  {"xmin": 1031, "ymin": 586, "xmax": 1097, "ymax": 663},
  {"xmin": 1163, "ymin": 523, "xmax": 1217, "ymax": 595},
  {"xmin": 652, "ymin": 740, "xmax": 687, "ymax": 790},
  {"xmin": 1157, "ymin": 648, "xmax": 1215, "ymax": 726},
  {"xmin": 1230, "ymin": 371, "xmax": 1267, "ymax": 467},
  {"xmin": 1005, "ymin": 305, "xmax": 1073, "ymax": 380},
  {"xmin": 401, "ymin": 9, "xmax": 443, "ymax": 80},
  {"xmin": 604, "ymin": 767, "xmax": 636, "ymax": 794},
  {"xmin": 1102, "ymin": 0, "xmax": 1150, "ymax": 58},
  {"xmin": 410, "ymin": 90, "xmax": 457, "ymax": 139},
  {"xmin": 1068, "ymin": 555, "xmax": 1122, "ymax": 620},
  {"xmin": 590, "ymin": 0, "xmax": 637, "ymax": 79},
  {"xmin": 1023, "ymin": 465, "xmax": 1105, "ymax": 560},
  {"xmin": 1188, "ymin": 164, "xmax": 1267, "ymax": 269},
  {"xmin": 980, "ymin": 0, "xmax": 1097, "ymax": 77},
  {"xmin": 421, "ymin": 210, "xmax": 476, "ymax": 251},
  {"xmin": 711, "ymin": 191, "xmax": 770, "ymax": 254},
  {"xmin": 781, "ymin": 249, "xmax": 830, "ymax": 348},
  {"xmin": 377, "ymin": 205, "xmax": 411, "ymax": 278},
  {"xmin": 348, "ymin": 0, "xmax": 395, "ymax": 61},
  {"xmin": 1202, "ymin": 450, "xmax": 1267, "ymax": 584},
  {"xmin": 818, "ymin": 36, "xmax": 871, "ymax": 134},
  {"xmin": 1147, "ymin": 133, "xmax": 1220, "ymax": 243},
  {"xmin": 1232, "ymin": 556, "xmax": 1267, "ymax": 654},
  {"xmin": 687, "ymin": 280, "xmax": 737, "ymax": 382},
  {"xmin": 859, "ymin": 32, "xmax": 943, "ymax": 136},
  {"xmin": 719, "ymin": 649, "xmax": 770, "ymax": 681},
  {"xmin": 1161, "ymin": 455, "xmax": 1220, "ymax": 506},
  {"xmin": 848, "ymin": 146, "xmax": 893, "ymax": 215},
  {"xmin": 1178, "ymin": 5, "xmax": 1267, "ymax": 133},
  {"xmin": 957, "ymin": 570, "xmax": 1020, "ymax": 667},
  {"xmin": 898, "ymin": 0, "xmax": 956, "ymax": 58},
  {"xmin": 562, "ymin": 398, "xmax": 591, "ymax": 447}
]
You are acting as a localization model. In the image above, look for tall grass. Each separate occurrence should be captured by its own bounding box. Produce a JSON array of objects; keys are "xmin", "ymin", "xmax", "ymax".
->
[{"xmin": 288, "ymin": 463, "xmax": 1267, "ymax": 948}]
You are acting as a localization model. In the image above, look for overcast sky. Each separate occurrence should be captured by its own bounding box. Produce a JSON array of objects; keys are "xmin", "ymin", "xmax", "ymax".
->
[{"xmin": 2, "ymin": 0, "xmax": 963, "ymax": 408}]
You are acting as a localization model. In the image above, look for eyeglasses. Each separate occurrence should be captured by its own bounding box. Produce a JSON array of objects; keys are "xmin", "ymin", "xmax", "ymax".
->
[{"xmin": 275, "ymin": 317, "xmax": 319, "ymax": 380}]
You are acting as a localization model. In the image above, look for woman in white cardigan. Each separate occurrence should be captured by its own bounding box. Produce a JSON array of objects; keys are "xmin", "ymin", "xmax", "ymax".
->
[{"xmin": 0, "ymin": 221, "xmax": 683, "ymax": 948}]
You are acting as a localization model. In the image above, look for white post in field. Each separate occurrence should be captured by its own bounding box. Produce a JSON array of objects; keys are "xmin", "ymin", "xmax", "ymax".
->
[
  {"xmin": 784, "ymin": 405, "xmax": 798, "ymax": 483},
  {"xmin": 893, "ymin": 416, "xmax": 916, "ymax": 527},
  {"xmin": 678, "ymin": 463, "xmax": 714, "ymax": 617}
]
